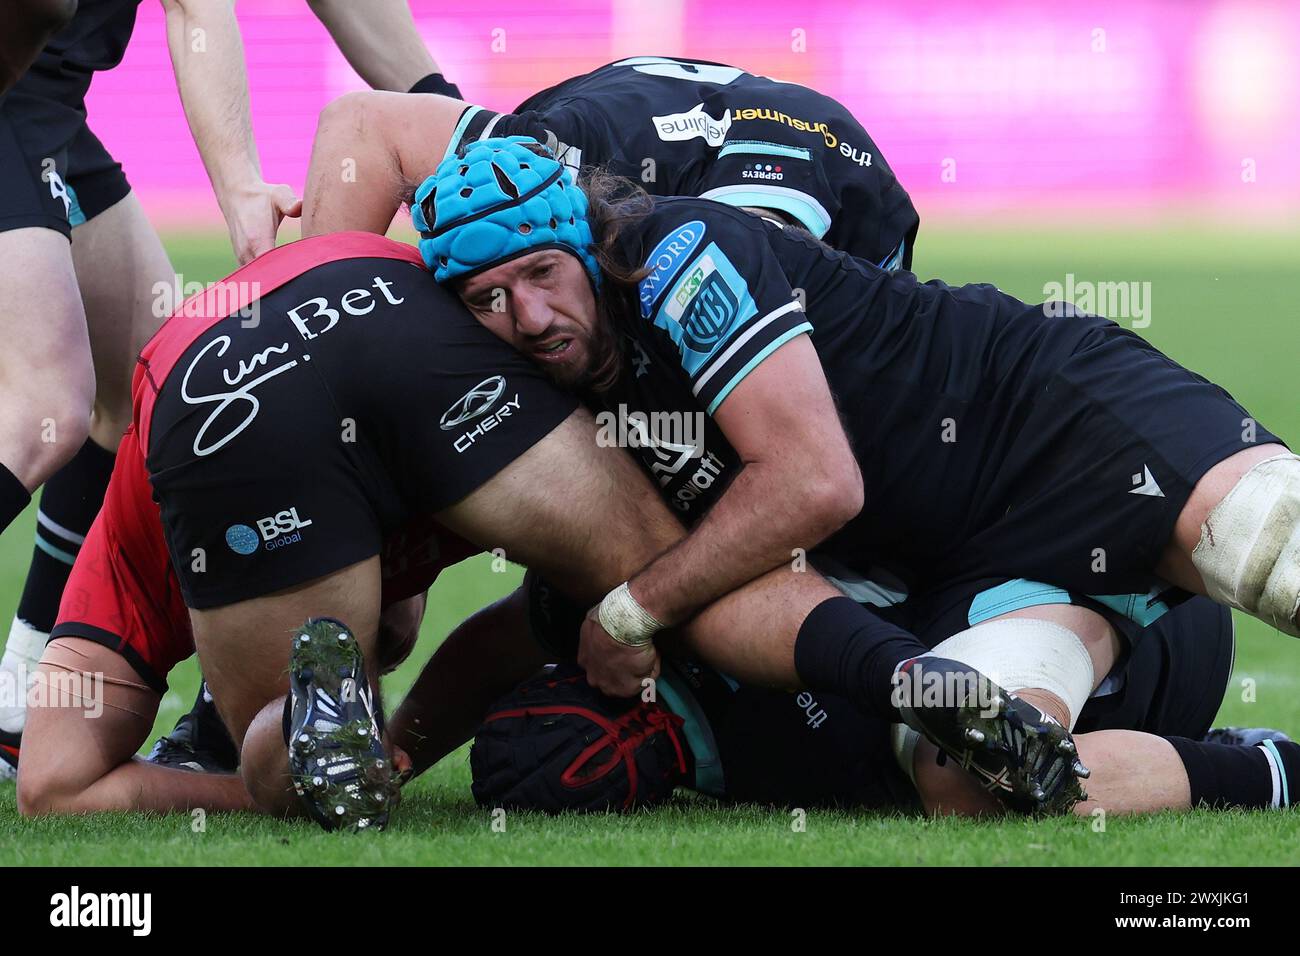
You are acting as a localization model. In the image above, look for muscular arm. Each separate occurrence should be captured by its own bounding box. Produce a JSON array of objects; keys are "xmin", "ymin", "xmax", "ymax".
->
[
  {"xmin": 389, "ymin": 587, "xmax": 546, "ymax": 777},
  {"xmin": 432, "ymin": 406, "xmax": 850, "ymax": 698},
  {"xmin": 629, "ymin": 335, "xmax": 863, "ymax": 627},
  {"xmin": 302, "ymin": 90, "xmax": 466, "ymax": 236},
  {"xmin": 161, "ymin": 0, "xmax": 300, "ymax": 264},
  {"xmin": 305, "ymin": 0, "xmax": 435, "ymax": 91}
]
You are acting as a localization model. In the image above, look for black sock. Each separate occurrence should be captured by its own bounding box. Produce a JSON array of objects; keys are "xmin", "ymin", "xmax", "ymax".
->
[
  {"xmin": 1167, "ymin": 737, "xmax": 1298, "ymax": 809},
  {"xmin": 793, "ymin": 596, "xmax": 930, "ymax": 721},
  {"xmin": 0, "ymin": 464, "xmax": 31, "ymax": 537},
  {"xmin": 15, "ymin": 438, "xmax": 116, "ymax": 632}
]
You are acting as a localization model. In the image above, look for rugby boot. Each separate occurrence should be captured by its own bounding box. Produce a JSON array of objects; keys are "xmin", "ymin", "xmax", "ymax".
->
[
  {"xmin": 146, "ymin": 683, "xmax": 239, "ymax": 773},
  {"xmin": 895, "ymin": 655, "xmax": 1089, "ymax": 814},
  {"xmin": 287, "ymin": 617, "xmax": 394, "ymax": 832}
]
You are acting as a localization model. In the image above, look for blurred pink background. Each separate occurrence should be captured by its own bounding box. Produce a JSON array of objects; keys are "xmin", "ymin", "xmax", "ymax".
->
[{"xmin": 88, "ymin": 0, "xmax": 1300, "ymax": 227}]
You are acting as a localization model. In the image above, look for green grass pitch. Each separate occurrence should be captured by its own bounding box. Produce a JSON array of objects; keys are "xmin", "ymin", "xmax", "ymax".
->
[{"xmin": 2, "ymin": 223, "xmax": 1298, "ymax": 866}]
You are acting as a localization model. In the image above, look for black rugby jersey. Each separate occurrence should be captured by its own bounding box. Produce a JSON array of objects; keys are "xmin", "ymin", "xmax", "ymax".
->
[
  {"xmin": 444, "ymin": 55, "xmax": 918, "ymax": 270},
  {"xmin": 592, "ymin": 196, "xmax": 1111, "ymax": 591}
]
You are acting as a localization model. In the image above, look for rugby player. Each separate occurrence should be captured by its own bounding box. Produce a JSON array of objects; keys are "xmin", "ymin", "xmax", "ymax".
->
[
  {"xmin": 301, "ymin": 55, "xmax": 917, "ymax": 270},
  {"xmin": 396, "ymin": 580, "xmax": 1298, "ymax": 818},
  {"xmin": 13, "ymin": 229, "xmax": 624, "ymax": 824},
  {"xmin": 0, "ymin": 0, "xmax": 450, "ymax": 771},
  {"xmin": 411, "ymin": 136, "xmax": 1300, "ymax": 814}
]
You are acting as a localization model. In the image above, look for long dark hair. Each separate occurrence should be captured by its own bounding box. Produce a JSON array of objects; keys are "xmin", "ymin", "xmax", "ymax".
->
[{"xmin": 574, "ymin": 165, "xmax": 655, "ymax": 393}]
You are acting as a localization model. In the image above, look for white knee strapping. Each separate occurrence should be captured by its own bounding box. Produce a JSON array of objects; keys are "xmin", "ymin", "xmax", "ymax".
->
[
  {"xmin": 925, "ymin": 619, "xmax": 1095, "ymax": 728},
  {"xmin": 890, "ymin": 617, "xmax": 1096, "ymax": 779},
  {"xmin": 1192, "ymin": 453, "xmax": 1300, "ymax": 637}
]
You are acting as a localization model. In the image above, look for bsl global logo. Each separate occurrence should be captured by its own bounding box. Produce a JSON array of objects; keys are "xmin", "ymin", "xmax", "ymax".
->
[{"xmin": 226, "ymin": 506, "xmax": 313, "ymax": 555}]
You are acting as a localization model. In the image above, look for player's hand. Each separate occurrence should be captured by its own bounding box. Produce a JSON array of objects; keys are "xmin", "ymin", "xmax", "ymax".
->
[
  {"xmin": 577, "ymin": 607, "xmax": 660, "ymax": 698},
  {"xmin": 224, "ymin": 181, "xmax": 303, "ymax": 265}
]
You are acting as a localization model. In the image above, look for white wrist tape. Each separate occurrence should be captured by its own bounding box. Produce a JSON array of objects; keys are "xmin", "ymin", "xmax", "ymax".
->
[
  {"xmin": 1192, "ymin": 452, "xmax": 1300, "ymax": 637},
  {"xmin": 923, "ymin": 618, "xmax": 1095, "ymax": 730},
  {"xmin": 597, "ymin": 582, "xmax": 663, "ymax": 647}
]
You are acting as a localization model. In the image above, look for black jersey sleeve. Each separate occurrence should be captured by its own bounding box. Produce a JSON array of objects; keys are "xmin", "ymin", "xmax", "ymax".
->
[
  {"xmin": 443, "ymin": 104, "xmax": 589, "ymax": 175},
  {"xmin": 633, "ymin": 204, "xmax": 813, "ymax": 414}
]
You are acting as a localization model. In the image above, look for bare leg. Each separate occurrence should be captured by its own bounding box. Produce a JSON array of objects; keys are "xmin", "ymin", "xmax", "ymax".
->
[
  {"xmin": 917, "ymin": 727, "xmax": 1192, "ymax": 818},
  {"xmin": 0, "ymin": 197, "xmax": 177, "ymax": 737},
  {"xmin": 1072, "ymin": 731, "xmax": 1190, "ymax": 815},
  {"xmin": 0, "ymin": 228, "xmax": 93, "ymax": 494},
  {"xmin": 891, "ymin": 604, "xmax": 1119, "ymax": 816},
  {"xmin": 72, "ymin": 191, "xmax": 174, "ymax": 446},
  {"xmin": 190, "ymin": 557, "xmax": 382, "ymax": 817},
  {"xmin": 17, "ymin": 637, "xmax": 252, "ymax": 815}
]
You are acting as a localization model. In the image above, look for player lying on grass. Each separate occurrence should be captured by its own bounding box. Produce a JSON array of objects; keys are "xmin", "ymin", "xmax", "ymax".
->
[
  {"xmin": 301, "ymin": 55, "xmax": 918, "ymax": 271},
  {"xmin": 19, "ymin": 232, "xmax": 1042, "ymax": 829},
  {"xmin": 393, "ymin": 578, "xmax": 1297, "ymax": 817},
  {"xmin": 399, "ymin": 137, "xmax": 1300, "ymax": 814}
]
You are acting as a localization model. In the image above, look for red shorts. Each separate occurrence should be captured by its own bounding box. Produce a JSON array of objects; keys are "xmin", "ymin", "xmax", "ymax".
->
[{"xmin": 50, "ymin": 427, "xmax": 190, "ymax": 693}]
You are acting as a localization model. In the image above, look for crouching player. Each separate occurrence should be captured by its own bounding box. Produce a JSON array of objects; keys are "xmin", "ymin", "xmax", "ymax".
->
[
  {"xmin": 458, "ymin": 584, "xmax": 1295, "ymax": 817},
  {"xmin": 103, "ymin": 231, "xmax": 680, "ymax": 830},
  {"xmin": 16, "ymin": 423, "xmax": 459, "ymax": 816}
]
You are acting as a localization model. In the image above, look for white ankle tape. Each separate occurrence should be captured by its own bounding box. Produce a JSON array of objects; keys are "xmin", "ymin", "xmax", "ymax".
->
[
  {"xmin": 1193, "ymin": 453, "xmax": 1300, "ymax": 636},
  {"xmin": 2, "ymin": 617, "xmax": 47, "ymax": 668},
  {"xmin": 923, "ymin": 618, "xmax": 1094, "ymax": 730},
  {"xmin": 0, "ymin": 618, "xmax": 47, "ymax": 734}
]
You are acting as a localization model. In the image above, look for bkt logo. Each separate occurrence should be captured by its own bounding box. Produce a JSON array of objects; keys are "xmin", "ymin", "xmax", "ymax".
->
[
  {"xmin": 440, "ymin": 376, "xmax": 506, "ymax": 431},
  {"xmin": 682, "ymin": 273, "xmax": 739, "ymax": 351}
]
